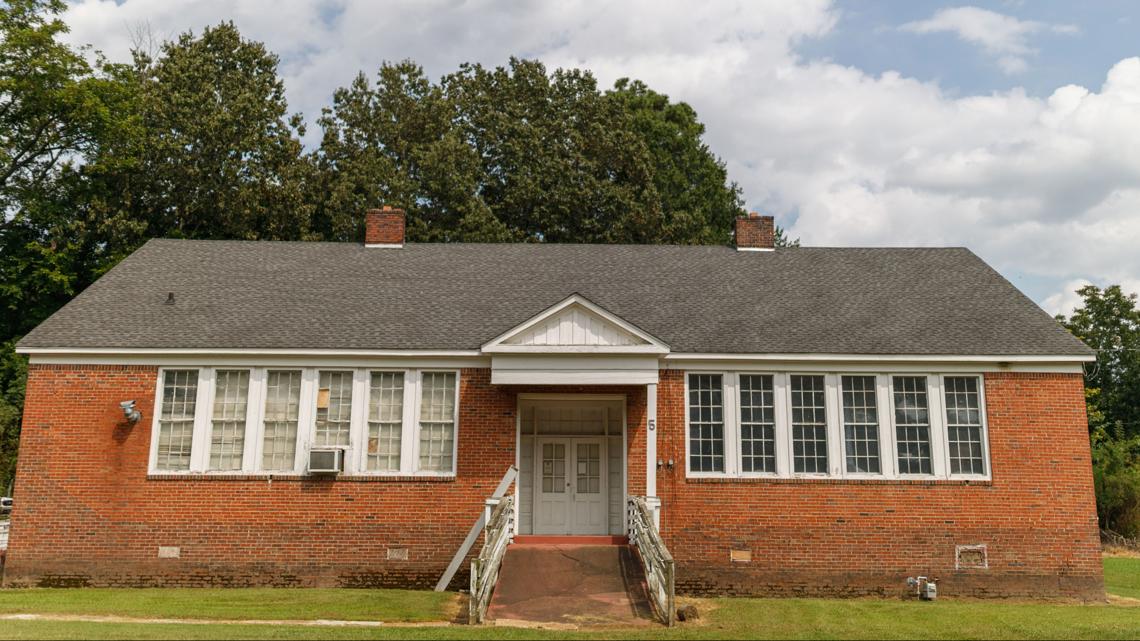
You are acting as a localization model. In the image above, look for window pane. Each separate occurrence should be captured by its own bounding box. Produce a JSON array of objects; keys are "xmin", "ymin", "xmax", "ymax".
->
[
  {"xmin": 419, "ymin": 372, "xmax": 457, "ymax": 472},
  {"xmin": 210, "ymin": 370, "xmax": 249, "ymax": 471},
  {"xmin": 262, "ymin": 370, "xmax": 302, "ymax": 471},
  {"xmin": 739, "ymin": 375, "xmax": 775, "ymax": 473},
  {"xmin": 893, "ymin": 376, "xmax": 932, "ymax": 474},
  {"xmin": 688, "ymin": 374, "xmax": 724, "ymax": 472},
  {"xmin": 157, "ymin": 369, "xmax": 198, "ymax": 471},
  {"xmin": 841, "ymin": 376, "xmax": 881, "ymax": 474},
  {"xmin": 945, "ymin": 376, "xmax": 986, "ymax": 475},
  {"xmin": 790, "ymin": 375, "xmax": 828, "ymax": 474},
  {"xmin": 368, "ymin": 371, "xmax": 404, "ymax": 472},
  {"xmin": 314, "ymin": 371, "xmax": 353, "ymax": 448}
]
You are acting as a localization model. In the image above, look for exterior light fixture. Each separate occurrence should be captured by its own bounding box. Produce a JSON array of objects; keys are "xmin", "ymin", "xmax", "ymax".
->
[{"xmin": 119, "ymin": 400, "xmax": 142, "ymax": 424}]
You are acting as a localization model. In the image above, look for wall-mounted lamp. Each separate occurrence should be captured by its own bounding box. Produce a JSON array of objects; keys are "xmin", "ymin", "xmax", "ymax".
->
[{"xmin": 119, "ymin": 400, "xmax": 142, "ymax": 424}]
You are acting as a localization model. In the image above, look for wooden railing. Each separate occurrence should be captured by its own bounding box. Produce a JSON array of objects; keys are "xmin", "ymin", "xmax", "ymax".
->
[
  {"xmin": 627, "ymin": 496, "xmax": 675, "ymax": 626},
  {"xmin": 468, "ymin": 495, "xmax": 515, "ymax": 624}
]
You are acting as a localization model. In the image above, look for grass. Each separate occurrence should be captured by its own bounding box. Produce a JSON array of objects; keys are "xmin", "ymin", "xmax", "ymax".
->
[
  {"xmin": 0, "ymin": 557, "xmax": 1135, "ymax": 640},
  {"xmin": 1104, "ymin": 556, "xmax": 1140, "ymax": 599},
  {"xmin": 0, "ymin": 587, "xmax": 456, "ymax": 622}
]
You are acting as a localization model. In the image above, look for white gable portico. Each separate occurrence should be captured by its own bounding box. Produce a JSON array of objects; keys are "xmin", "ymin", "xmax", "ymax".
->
[{"xmin": 481, "ymin": 294, "xmax": 669, "ymax": 385}]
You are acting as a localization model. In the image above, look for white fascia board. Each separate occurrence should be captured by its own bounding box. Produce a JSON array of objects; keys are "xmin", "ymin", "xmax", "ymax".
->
[
  {"xmin": 18, "ymin": 347, "xmax": 482, "ymax": 357},
  {"xmin": 663, "ymin": 353, "xmax": 1094, "ymax": 363},
  {"xmin": 663, "ymin": 353, "xmax": 1089, "ymax": 374},
  {"xmin": 480, "ymin": 293, "xmax": 670, "ymax": 354},
  {"xmin": 485, "ymin": 344, "xmax": 668, "ymax": 354},
  {"xmin": 23, "ymin": 347, "xmax": 488, "ymax": 368}
]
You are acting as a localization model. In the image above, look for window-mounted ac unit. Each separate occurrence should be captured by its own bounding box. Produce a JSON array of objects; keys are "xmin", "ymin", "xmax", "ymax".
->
[{"xmin": 307, "ymin": 448, "xmax": 343, "ymax": 475}]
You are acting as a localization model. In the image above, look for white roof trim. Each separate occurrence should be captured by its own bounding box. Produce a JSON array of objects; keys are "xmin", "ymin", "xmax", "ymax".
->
[
  {"xmin": 663, "ymin": 352, "xmax": 1095, "ymax": 363},
  {"xmin": 16, "ymin": 346, "xmax": 481, "ymax": 357},
  {"xmin": 480, "ymin": 294, "xmax": 670, "ymax": 354}
]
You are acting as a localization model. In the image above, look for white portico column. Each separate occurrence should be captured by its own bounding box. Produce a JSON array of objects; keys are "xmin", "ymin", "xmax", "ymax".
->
[{"xmin": 646, "ymin": 382, "xmax": 661, "ymax": 529}]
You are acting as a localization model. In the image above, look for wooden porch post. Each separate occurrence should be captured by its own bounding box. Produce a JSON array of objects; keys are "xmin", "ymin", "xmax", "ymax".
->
[{"xmin": 646, "ymin": 382, "xmax": 660, "ymax": 529}]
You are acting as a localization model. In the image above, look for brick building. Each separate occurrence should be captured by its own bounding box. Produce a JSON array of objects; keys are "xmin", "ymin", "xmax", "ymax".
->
[{"xmin": 5, "ymin": 209, "xmax": 1100, "ymax": 598}]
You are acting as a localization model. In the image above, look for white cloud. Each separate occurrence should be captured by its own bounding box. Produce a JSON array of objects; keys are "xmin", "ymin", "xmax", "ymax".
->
[
  {"xmin": 900, "ymin": 6, "xmax": 1078, "ymax": 74},
  {"xmin": 57, "ymin": 1, "xmax": 1140, "ymax": 314}
]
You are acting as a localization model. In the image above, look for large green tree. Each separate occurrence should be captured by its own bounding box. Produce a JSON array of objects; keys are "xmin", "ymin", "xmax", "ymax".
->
[
  {"xmin": 1062, "ymin": 285, "xmax": 1140, "ymax": 536},
  {"xmin": 1063, "ymin": 285, "xmax": 1140, "ymax": 437},
  {"xmin": 0, "ymin": 0, "xmax": 133, "ymax": 491},
  {"xmin": 0, "ymin": 21, "xmax": 314, "ymax": 491},
  {"xmin": 314, "ymin": 58, "xmax": 746, "ymax": 244}
]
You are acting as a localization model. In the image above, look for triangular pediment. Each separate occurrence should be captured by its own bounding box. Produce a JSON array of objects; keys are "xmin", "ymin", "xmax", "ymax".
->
[{"xmin": 482, "ymin": 295, "xmax": 669, "ymax": 354}]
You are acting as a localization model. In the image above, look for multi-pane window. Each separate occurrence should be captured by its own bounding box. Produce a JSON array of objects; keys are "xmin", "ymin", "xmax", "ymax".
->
[
  {"xmin": 314, "ymin": 371, "xmax": 353, "ymax": 447},
  {"xmin": 688, "ymin": 374, "xmax": 725, "ymax": 473},
  {"xmin": 893, "ymin": 376, "xmax": 932, "ymax": 474},
  {"xmin": 945, "ymin": 376, "xmax": 986, "ymax": 475},
  {"xmin": 541, "ymin": 442, "xmax": 566, "ymax": 493},
  {"xmin": 576, "ymin": 442, "xmax": 602, "ymax": 494},
  {"xmin": 841, "ymin": 376, "xmax": 881, "ymax": 474},
  {"xmin": 262, "ymin": 370, "xmax": 302, "ymax": 471},
  {"xmin": 156, "ymin": 370, "xmax": 198, "ymax": 471},
  {"xmin": 209, "ymin": 370, "xmax": 249, "ymax": 471},
  {"xmin": 367, "ymin": 372, "xmax": 404, "ymax": 472},
  {"xmin": 418, "ymin": 372, "xmax": 457, "ymax": 472},
  {"xmin": 790, "ymin": 375, "xmax": 828, "ymax": 474},
  {"xmin": 739, "ymin": 374, "xmax": 776, "ymax": 473}
]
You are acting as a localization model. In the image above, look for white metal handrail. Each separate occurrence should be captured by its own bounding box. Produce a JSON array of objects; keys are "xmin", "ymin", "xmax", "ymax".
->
[
  {"xmin": 0, "ymin": 520, "xmax": 9, "ymax": 550},
  {"xmin": 627, "ymin": 496, "xmax": 675, "ymax": 626},
  {"xmin": 469, "ymin": 495, "xmax": 515, "ymax": 624}
]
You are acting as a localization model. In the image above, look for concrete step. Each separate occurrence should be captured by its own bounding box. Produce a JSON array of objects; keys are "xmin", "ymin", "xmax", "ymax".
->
[{"xmin": 487, "ymin": 543, "xmax": 654, "ymax": 626}]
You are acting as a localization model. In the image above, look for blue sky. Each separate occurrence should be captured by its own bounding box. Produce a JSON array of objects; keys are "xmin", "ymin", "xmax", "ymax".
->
[
  {"xmin": 805, "ymin": 1, "xmax": 1137, "ymax": 97},
  {"xmin": 60, "ymin": 1, "xmax": 1140, "ymax": 315}
]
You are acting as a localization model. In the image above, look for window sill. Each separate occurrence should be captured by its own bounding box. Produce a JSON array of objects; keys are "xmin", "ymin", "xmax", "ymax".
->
[
  {"xmin": 146, "ymin": 473, "xmax": 457, "ymax": 483},
  {"xmin": 684, "ymin": 476, "xmax": 993, "ymax": 486}
]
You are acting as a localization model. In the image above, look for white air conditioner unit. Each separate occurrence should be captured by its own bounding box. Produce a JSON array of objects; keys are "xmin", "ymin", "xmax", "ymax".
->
[{"xmin": 307, "ymin": 448, "xmax": 343, "ymax": 475}]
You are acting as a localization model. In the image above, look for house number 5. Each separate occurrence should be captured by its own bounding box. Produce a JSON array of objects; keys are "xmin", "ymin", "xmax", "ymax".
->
[{"xmin": 648, "ymin": 419, "xmax": 656, "ymax": 431}]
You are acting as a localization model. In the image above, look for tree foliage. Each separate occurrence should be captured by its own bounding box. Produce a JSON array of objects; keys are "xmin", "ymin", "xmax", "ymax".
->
[
  {"xmin": 1062, "ymin": 285, "xmax": 1140, "ymax": 537},
  {"xmin": 1062, "ymin": 285, "xmax": 1140, "ymax": 437},
  {"xmin": 0, "ymin": 23, "xmax": 765, "ymax": 491},
  {"xmin": 314, "ymin": 58, "xmax": 744, "ymax": 244}
]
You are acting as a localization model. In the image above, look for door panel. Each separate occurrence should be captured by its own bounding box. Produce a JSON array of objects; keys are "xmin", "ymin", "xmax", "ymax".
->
[
  {"xmin": 534, "ymin": 440, "xmax": 570, "ymax": 534},
  {"xmin": 572, "ymin": 440, "xmax": 607, "ymax": 534},
  {"xmin": 533, "ymin": 437, "xmax": 607, "ymax": 534}
]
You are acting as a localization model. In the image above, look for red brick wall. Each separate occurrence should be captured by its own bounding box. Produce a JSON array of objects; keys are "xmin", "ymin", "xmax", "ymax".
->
[
  {"xmin": 6, "ymin": 365, "xmax": 1100, "ymax": 598},
  {"xmin": 3, "ymin": 366, "xmax": 649, "ymax": 588},
  {"xmin": 364, "ymin": 208, "xmax": 405, "ymax": 245},
  {"xmin": 656, "ymin": 370, "xmax": 1103, "ymax": 599},
  {"xmin": 5, "ymin": 366, "xmax": 518, "ymax": 588}
]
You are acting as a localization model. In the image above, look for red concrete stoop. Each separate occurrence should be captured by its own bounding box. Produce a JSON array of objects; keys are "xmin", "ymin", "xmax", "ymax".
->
[{"xmin": 486, "ymin": 543, "xmax": 654, "ymax": 626}]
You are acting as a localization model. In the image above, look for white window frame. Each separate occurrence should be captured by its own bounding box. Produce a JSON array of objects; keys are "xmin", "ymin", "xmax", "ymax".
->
[
  {"xmin": 682, "ymin": 369, "xmax": 993, "ymax": 482},
  {"xmin": 785, "ymin": 371, "xmax": 832, "ymax": 479},
  {"xmin": 836, "ymin": 373, "xmax": 890, "ymax": 480},
  {"xmin": 736, "ymin": 371, "xmax": 784, "ymax": 478},
  {"xmin": 410, "ymin": 369, "xmax": 462, "ymax": 477},
  {"xmin": 939, "ymin": 374, "xmax": 991, "ymax": 481},
  {"xmin": 683, "ymin": 371, "xmax": 732, "ymax": 477},
  {"xmin": 148, "ymin": 366, "xmax": 461, "ymax": 478}
]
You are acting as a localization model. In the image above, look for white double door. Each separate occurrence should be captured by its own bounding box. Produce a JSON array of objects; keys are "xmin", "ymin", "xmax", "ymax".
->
[{"xmin": 533, "ymin": 437, "xmax": 608, "ymax": 535}]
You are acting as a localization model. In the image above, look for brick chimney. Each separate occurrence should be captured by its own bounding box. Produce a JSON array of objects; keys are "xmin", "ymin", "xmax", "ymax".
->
[
  {"xmin": 365, "ymin": 206, "xmax": 405, "ymax": 248},
  {"xmin": 735, "ymin": 211, "xmax": 775, "ymax": 251}
]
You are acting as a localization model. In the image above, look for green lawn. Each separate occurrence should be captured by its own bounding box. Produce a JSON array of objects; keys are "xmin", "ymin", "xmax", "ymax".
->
[
  {"xmin": 1104, "ymin": 556, "xmax": 1140, "ymax": 599},
  {"xmin": 0, "ymin": 558, "xmax": 1135, "ymax": 640},
  {"xmin": 0, "ymin": 587, "xmax": 455, "ymax": 622}
]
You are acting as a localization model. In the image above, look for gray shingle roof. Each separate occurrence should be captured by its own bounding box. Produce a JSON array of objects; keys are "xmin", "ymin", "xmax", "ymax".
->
[{"xmin": 17, "ymin": 239, "xmax": 1091, "ymax": 356}]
